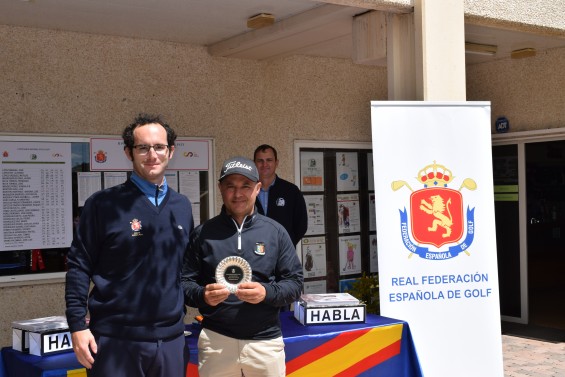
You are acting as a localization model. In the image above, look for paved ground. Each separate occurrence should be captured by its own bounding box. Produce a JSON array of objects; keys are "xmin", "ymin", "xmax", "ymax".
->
[{"xmin": 503, "ymin": 335, "xmax": 565, "ymax": 377}]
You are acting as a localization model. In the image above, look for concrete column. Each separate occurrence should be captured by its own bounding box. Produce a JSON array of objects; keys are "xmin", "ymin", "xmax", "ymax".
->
[
  {"xmin": 387, "ymin": 13, "xmax": 416, "ymax": 100},
  {"xmin": 414, "ymin": 0, "xmax": 466, "ymax": 100},
  {"xmin": 352, "ymin": 11, "xmax": 386, "ymax": 65}
]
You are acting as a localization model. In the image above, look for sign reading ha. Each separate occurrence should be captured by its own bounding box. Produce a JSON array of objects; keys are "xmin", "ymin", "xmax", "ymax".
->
[{"xmin": 29, "ymin": 330, "xmax": 73, "ymax": 356}]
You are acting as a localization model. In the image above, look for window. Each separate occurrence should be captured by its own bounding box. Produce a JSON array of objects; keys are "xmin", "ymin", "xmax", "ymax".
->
[{"xmin": 295, "ymin": 141, "xmax": 376, "ymax": 293}]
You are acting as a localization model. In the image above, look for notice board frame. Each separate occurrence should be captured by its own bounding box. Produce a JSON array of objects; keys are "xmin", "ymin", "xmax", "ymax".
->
[{"xmin": 0, "ymin": 133, "xmax": 215, "ymax": 286}]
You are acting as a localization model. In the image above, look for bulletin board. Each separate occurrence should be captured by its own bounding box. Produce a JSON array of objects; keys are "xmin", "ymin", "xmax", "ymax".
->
[{"xmin": 0, "ymin": 134, "xmax": 214, "ymax": 284}]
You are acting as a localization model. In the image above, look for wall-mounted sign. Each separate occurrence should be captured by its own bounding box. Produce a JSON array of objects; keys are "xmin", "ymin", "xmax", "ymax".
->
[
  {"xmin": 90, "ymin": 138, "xmax": 210, "ymax": 171},
  {"xmin": 495, "ymin": 116, "xmax": 510, "ymax": 133}
]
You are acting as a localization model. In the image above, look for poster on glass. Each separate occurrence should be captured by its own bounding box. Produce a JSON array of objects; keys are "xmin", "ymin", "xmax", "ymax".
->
[
  {"xmin": 339, "ymin": 235, "xmax": 362, "ymax": 276},
  {"xmin": 301, "ymin": 236, "xmax": 327, "ymax": 278},
  {"xmin": 336, "ymin": 152, "xmax": 358, "ymax": 191},
  {"xmin": 337, "ymin": 193, "xmax": 360, "ymax": 233},
  {"xmin": 300, "ymin": 151, "xmax": 324, "ymax": 192}
]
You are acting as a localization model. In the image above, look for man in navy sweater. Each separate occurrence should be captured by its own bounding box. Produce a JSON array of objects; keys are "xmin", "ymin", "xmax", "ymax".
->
[{"xmin": 65, "ymin": 114, "xmax": 193, "ymax": 377}]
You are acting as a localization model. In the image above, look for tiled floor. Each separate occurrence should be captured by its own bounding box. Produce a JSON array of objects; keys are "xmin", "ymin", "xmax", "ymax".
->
[{"xmin": 503, "ymin": 335, "xmax": 565, "ymax": 377}]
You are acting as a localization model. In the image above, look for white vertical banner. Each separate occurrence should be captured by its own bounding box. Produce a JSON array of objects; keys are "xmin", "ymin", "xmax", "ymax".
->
[{"xmin": 371, "ymin": 102, "xmax": 503, "ymax": 377}]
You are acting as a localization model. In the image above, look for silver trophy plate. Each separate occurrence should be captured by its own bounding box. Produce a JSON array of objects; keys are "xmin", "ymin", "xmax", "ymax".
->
[{"xmin": 215, "ymin": 256, "xmax": 252, "ymax": 294}]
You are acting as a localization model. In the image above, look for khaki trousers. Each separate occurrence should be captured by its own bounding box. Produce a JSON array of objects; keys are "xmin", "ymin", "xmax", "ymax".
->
[{"xmin": 198, "ymin": 328, "xmax": 285, "ymax": 377}]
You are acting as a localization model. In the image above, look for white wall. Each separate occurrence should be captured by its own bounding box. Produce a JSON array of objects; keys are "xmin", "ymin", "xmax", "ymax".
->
[{"xmin": 467, "ymin": 46, "xmax": 565, "ymax": 131}]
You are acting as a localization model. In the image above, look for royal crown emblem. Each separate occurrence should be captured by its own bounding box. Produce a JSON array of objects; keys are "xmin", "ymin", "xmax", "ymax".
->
[
  {"xmin": 392, "ymin": 161, "xmax": 476, "ymax": 260},
  {"xmin": 130, "ymin": 218, "xmax": 143, "ymax": 237},
  {"xmin": 94, "ymin": 149, "xmax": 107, "ymax": 163}
]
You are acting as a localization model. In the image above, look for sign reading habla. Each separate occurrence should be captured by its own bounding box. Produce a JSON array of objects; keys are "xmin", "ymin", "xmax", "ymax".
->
[
  {"xmin": 294, "ymin": 302, "xmax": 366, "ymax": 325},
  {"xmin": 393, "ymin": 161, "xmax": 476, "ymax": 260}
]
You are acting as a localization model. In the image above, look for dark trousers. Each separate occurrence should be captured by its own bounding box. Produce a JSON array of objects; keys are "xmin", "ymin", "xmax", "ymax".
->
[{"xmin": 87, "ymin": 334, "xmax": 186, "ymax": 377}]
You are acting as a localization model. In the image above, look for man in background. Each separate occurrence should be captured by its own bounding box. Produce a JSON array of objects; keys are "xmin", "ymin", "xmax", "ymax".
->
[
  {"xmin": 253, "ymin": 144, "xmax": 308, "ymax": 247},
  {"xmin": 65, "ymin": 114, "xmax": 193, "ymax": 376}
]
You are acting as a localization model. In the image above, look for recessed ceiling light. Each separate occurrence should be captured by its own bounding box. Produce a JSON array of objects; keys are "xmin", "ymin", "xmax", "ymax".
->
[
  {"xmin": 511, "ymin": 48, "xmax": 536, "ymax": 59},
  {"xmin": 465, "ymin": 42, "xmax": 497, "ymax": 56},
  {"xmin": 247, "ymin": 13, "xmax": 275, "ymax": 29}
]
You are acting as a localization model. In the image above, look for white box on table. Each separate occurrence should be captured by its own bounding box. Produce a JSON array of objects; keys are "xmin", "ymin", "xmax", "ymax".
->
[
  {"xmin": 12, "ymin": 316, "xmax": 72, "ymax": 355},
  {"xmin": 293, "ymin": 293, "xmax": 366, "ymax": 325}
]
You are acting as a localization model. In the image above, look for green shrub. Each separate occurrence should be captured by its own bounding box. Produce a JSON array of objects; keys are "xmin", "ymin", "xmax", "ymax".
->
[{"xmin": 346, "ymin": 272, "xmax": 380, "ymax": 315}]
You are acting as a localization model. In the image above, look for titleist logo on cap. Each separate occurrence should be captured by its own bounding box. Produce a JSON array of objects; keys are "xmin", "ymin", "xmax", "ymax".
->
[
  {"xmin": 225, "ymin": 161, "xmax": 253, "ymax": 171},
  {"xmin": 219, "ymin": 156, "xmax": 258, "ymax": 181}
]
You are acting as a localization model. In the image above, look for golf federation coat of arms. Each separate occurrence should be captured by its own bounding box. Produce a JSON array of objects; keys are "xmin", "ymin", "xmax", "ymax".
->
[{"xmin": 393, "ymin": 161, "xmax": 476, "ymax": 260}]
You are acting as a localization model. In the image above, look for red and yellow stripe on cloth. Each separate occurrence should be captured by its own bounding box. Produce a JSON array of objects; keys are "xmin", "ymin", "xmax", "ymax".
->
[
  {"xmin": 67, "ymin": 368, "xmax": 87, "ymax": 376},
  {"xmin": 286, "ymin": 323, "xmax": 403, "ymax": 376}
]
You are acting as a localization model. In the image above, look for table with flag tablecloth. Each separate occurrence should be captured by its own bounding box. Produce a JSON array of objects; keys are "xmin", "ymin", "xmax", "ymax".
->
[
  {"xmin": 185, "ymin": 311, "xmax": 422, "ymax": 377},
  {"xmin": 2, "ymin": 312, "xmax": 422, "ymax": 377},
  {"xmin": 0, "ymin": 346, "xmax": 85, "ymax": 377}
]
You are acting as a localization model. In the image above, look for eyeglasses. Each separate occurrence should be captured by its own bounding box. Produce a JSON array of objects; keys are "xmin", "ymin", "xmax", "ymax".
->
[{"xmin": 132, "ymin": 144, "xmax": 169, "ymax": 155}]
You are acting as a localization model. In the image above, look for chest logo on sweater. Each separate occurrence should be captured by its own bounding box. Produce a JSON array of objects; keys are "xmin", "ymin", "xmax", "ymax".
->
[
  {"xmin": 130, "ymin": 218, "xmax": 143, "ymax": 237},
  {"xmin": 255, "ymin": 242, "xmax": 265, "ymax": 255},
  {"xmin": 276, "ymin": 198, "xmax": 285, "ymax": 207}
]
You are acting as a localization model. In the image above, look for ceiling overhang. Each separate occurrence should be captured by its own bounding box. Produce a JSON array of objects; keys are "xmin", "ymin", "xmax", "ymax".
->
[{"xmin": 208, "ymin": 4, "xmax": 365, "ymax": 61}]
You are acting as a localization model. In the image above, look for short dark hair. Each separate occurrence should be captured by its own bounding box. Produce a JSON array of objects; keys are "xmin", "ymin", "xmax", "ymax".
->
[
  {"xmin": 122, "ymin": 113, "xmax": 177, "ymax": 157},
  {"xmin": 254, "ymin": 144, "xmax": 278, "ymax": 161}
]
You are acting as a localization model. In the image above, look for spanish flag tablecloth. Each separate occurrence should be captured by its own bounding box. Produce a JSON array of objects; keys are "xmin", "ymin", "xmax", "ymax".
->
[
  {"xmin": 0, "ymin": 347, "xmax": 85, "ymax": 377},
  {"xmin": 1, "ymin": 312, "xmax": 421, "ymax": 377},
  {"xmin": 186, "ymin": 312, "xmax": 422, "ymax": 377}
]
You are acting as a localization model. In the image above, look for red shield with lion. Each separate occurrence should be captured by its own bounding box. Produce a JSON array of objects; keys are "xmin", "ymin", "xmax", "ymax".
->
[{"xmin": 410, "ymin": 188, "xmax": 463, "ymax": 248}]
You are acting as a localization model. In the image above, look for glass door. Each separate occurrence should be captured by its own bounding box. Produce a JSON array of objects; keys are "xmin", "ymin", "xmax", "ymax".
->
[
  {"xmin": 493, "ymin": 137, "xmax": 565, "ymax": 329},
  {"xmin": 525, "ymin": 141, "xmax": 565, "ymax": 329},
  {"xmin": 493, "ymin": 145, "xmax": 523, "ymax": 321}
]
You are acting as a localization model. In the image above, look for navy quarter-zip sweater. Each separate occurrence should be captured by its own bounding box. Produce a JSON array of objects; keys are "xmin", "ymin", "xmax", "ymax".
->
[
  {"xmin": 65, "ymin": 179, "xmax": 193, "ymax": 341},
  {"xmin": 182, "ymin": 207, "xmax": 303, "ymax": 340}
]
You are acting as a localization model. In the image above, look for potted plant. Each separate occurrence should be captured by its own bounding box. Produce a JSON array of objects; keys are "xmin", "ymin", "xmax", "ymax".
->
[{"xmin": 346, "ymin": 272, "xmax": 380, "ymax": 315}]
